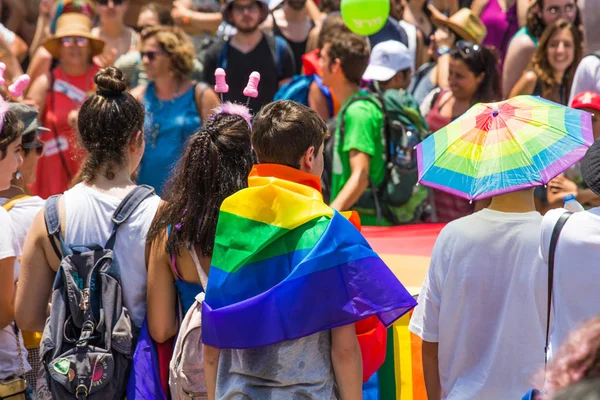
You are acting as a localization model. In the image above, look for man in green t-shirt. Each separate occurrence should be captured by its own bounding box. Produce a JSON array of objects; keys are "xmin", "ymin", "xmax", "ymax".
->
[{"xmin": 320, "ymin": 31, "xmax": 386, "ymax": 226}]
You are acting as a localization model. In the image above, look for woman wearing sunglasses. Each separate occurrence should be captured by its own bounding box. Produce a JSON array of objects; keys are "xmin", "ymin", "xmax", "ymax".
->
[
  {"xmin": 509, "ymin": 19, "xmax": 582, "ymax": 105},
  {"xmin": 25, "ymin": 13, "xmax": 105, "ymax": 199},
  {"xmin": 0, "ymin": 103, "xmax": 47, "ymax": 392},
  {"xmin": 92, "ymin": 0, "xmax": 139, "ymax": 67},
  {"xmin": 422, "ymin": 41, "xmax": 500, "ymax": 223},
  {"xmin": 130, "ymin": 26, "xmax": 220, "ymax": 195}
]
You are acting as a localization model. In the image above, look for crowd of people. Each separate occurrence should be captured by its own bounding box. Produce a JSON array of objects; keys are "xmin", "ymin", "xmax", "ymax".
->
[{"xmin": 2, "ymin": 0, "xmax": 600, "ymax": 398}]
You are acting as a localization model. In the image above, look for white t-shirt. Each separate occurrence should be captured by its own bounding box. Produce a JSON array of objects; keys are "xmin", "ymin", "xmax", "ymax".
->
[
  {"xmin": 0, "ymin": 207, "xmax": 31, "ymax": 379},
  {"xmin": 568, "ymin": 55, "xmax": 600, "ymax": 105},
  {"xmin": 540, "ymin": 207, "xmax": 600, "ymax": 353},
  {"xmin": 409, "ymin": 209, "xmax": 546, "ymax": 400},
  {"xmin": 0, "ymin": 196, "xmax": 45, "ymax": 251},
  {"xmin": 63, "ymin": 184, "xmax": 160, "ymax": 327}
]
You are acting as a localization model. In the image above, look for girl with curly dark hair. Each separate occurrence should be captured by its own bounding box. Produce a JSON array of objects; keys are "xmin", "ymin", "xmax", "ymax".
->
[
  {"xmin": 145, "ymin": 103, "xmax": 254, "ymax": 345},
  {"xmin": 502, "ymin": 0, "xmax": 581, "ymax": 97},
  {"xmin": 510, "ymin": 19, "xmax": 582, "ymax": 105}
]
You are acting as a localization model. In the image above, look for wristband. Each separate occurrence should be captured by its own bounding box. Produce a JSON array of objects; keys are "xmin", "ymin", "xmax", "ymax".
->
[{"xmin": 437, "ymin": 46, "xmax": 451, "ymax": 57}]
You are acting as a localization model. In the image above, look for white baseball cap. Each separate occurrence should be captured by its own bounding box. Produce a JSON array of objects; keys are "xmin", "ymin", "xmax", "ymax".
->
[{"xmin": 363, "ymin": 40, "xmax": 414, "ymax": 82}]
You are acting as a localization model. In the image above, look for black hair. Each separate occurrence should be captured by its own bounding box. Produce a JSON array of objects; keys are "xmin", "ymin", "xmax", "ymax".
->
[
  {"xmin": 0, "ymin": 110, "xmax": 23, "ymax": 160},
  {"xmin": 147, "ymin": 112, "xmax": 254, "ymax": 256},
  {"xmin": 450, "ymin": 43, "xmax": 501, "ymax": 103},
  {"xmin": 77, "ymin": 67, "xmax": 145, "ymax": 181}
]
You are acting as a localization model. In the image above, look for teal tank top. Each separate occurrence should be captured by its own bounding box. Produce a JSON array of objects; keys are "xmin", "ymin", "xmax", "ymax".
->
[{"xmin": 139, "ymin": 82, "xmax": 201, "ymax": 195}]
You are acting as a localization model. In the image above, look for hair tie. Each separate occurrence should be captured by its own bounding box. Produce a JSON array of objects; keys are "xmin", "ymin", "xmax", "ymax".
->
[{"xmin": 97, "ymin": 89, "xmax": 121, "ymax": 98}]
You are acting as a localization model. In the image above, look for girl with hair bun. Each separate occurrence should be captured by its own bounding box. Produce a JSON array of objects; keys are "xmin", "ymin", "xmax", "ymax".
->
[
  {"xmin": 146, "ymin": 103, "xmax": 254, "ymax": 346},
  {"xmin": 16, "ymin": 67, "xmax": 161, "ymax": 338}
]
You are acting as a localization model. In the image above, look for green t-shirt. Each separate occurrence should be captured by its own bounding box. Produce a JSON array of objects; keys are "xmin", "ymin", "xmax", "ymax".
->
[{"xmin": 330, "ymin": 91, "xmax": 386, "ymax": 226}]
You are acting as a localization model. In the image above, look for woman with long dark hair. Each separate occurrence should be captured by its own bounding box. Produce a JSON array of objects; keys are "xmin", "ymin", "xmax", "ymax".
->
[
  {"xmin": 502, "ymin": 0, "xmax": 581, "ymax": 96},
  {"xmin": 422, "ymin": 41, "xmax": 500, "ymax": 222},
  {"xmin": 510, "ymin": 19, "xmax": 582, "ymax": 105},
  {"xmin": 145, "ymin": 104, "xmax": 254, "ymax": 345}
]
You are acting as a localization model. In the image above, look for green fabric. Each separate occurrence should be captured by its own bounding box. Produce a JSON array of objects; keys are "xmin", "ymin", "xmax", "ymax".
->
[
  {"xmin": 212, "ymin": 212, "xmax": 330, "ymax": 272},
  {"xmin": 377, "ymin": 326, "xmax": 397, "ymax": 400},
  {"xmin": 514, "ymin": 26, "xmax": 539, "ymax": 46},
  {"xmin": 331, "ymin": 90, "xmax": 385, "ymax": 226}
]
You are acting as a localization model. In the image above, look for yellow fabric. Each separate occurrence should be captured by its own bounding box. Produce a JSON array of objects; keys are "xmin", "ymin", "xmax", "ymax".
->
[
  {"xmin": 220, "ymin": 175, "xmax": 334, "ymax": 230},
  {"xmin": 1, "ymin": 195, "xmax": 31, "ymax": 212},
  {"xmin": 395, "ymin": 313, "xmax": 414, "ymax": 399}
]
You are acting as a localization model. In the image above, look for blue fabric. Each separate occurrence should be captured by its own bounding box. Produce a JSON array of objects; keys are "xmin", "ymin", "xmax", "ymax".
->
[
  {"xmin": 126, "ymin": 319, "xmax": 168, "ymax": 400},
  {"xmin": 522, "ymin": 389, "xmax": 541, "ymax": 400},
  {"xmin": 138, "ymin": 82, "xmax": 201, "ymax": 195},
  {"xmin": 175, "ymin": 279, "xmax": 204, "ymax": 315},
  {"xmin": 362, "ymin": 371, "xmax": 380, "ymax": 400},
  {"xmin": 274, "ymin": 74, "xmax": 334, "ymax": 117}
]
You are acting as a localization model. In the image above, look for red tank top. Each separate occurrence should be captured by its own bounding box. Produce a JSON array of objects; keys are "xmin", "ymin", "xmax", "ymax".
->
[{"xmin": 29, "ymin": 65, "xmax": 98, "ymax": 198}]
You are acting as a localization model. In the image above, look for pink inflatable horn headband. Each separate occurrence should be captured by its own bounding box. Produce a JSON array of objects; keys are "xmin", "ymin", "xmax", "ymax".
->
[{"xmin": 0, "ymin": 66, "xmax": 32, "ymax": 136}]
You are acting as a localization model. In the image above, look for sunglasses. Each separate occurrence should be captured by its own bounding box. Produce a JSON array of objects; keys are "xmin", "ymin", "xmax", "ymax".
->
[
  {"xmin": 61, "ymin": 36, "xmax": 90, "ymax": 48},
  {"xmin": 456, "ymin": 40, "xmax": 485, "ymax": 62},
  {"xmin": 134, "ymin": 25, "xmax": 149, "ymax": 33},
  {"xmin": 141, "ymin": 50, "xmax": 164, "ymax": 62},
  {"xmin": 22, "ymin": 141, "xmax": 45, "ymax": 156},
  {"xmin": 96, "ymin": 0, "xmax": 125, "ymax": 6}
]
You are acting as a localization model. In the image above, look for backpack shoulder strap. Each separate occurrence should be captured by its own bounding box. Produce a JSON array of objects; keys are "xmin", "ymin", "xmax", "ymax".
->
[
  {"xmin": 105, "ymin": 185, "xmax": 155, "ymax": 249},
  {"xmin": 545, "ymin": 211, "xmax": 573, "ymax": 367},
  {"xmin": 44, "ymin": 195, "xmax": 66, "ymax": 259},
  {"xmin": 217, "ymin": 39, "xmax": 230, "ymax": 70},
  {"xmin": 265, "ymin": 34, "xmax": 291, "ymax": 80},
  {"xmin": 2, "ymin": 194, "xmax": 31, "ymax": 211}
]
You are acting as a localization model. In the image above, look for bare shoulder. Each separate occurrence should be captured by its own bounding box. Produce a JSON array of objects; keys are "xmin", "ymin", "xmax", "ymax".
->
[{"xmin": 129, "ymin": 84, "xmax": 147, "ymax": 101}]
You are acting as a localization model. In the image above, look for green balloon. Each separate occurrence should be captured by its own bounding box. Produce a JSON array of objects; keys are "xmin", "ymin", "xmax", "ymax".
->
[{"xmin": 341, "ymin": 0, "xmax": 390, "ymax": 36}]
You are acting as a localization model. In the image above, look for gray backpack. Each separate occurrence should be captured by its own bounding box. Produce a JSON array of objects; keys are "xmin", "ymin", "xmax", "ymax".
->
[{"xmin": 37, "ymin": 185, "xmax": 155, "ymax": 400}]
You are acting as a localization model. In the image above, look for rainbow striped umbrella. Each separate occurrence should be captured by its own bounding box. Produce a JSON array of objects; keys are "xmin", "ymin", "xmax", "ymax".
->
[{"xmin": 416, "ymin": 95, "xmax": 594, "ymax": 200}]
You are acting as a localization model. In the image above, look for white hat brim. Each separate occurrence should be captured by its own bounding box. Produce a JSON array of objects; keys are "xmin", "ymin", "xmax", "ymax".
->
[{"xmin": 363, "ymin": 65, "xmax": 398, "ymax": 82}]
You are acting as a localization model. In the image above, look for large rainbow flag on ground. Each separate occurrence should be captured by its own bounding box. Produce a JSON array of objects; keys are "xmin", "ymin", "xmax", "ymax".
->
[{"xmin": 201, "ymin": 164, "xmax": 417, "ymax": 349}]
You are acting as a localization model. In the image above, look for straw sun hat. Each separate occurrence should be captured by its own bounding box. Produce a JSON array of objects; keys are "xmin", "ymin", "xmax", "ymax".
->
[
  {"xmin": 431, "ymin": 8, "xmax": 487, "ymax": 44},
  {"xmin": 43, "ymin": 13, "xmax": 105, "ymax": 59}
]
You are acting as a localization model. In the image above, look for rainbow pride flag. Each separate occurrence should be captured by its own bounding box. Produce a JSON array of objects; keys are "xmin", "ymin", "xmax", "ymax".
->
[{"xmin": 202, "ymin": 164, "xmax": 417, "ymax": 349}]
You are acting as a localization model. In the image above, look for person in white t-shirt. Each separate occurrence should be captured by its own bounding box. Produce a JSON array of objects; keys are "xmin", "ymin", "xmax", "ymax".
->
[
  {"xmin": 0, "ymin": 106, "xmax": 31, "ymax": 383},
  {"xmin": 409, "ymin": 188, "xmax": 547, "ymax": 399},
  {"xmin": 0, "ymin": 103, "xmax": 48, "ymax": 390},
  {"xmin": 569, "ymin": 55, "xmax": 600, "ymax": 105},
  {"xmin": 540, "ymin": 138, "xmax": 600, "ymax": 355},
  {"xmin": 16, "ymin": 67, "xmax": 161, "ymax": 337}
]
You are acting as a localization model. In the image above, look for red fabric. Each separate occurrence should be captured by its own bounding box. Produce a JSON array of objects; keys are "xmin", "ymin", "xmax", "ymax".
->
[
  {"xmin": 302, "ymin": 49, "xmax": 320, "ymax": 76},
  {"xmin": 356, "ymin": 315, "xmax": 387, "ymax": 382},
  {"xmin": 156, "ymin": 338, "xmax": 174, "ymax": 395}
]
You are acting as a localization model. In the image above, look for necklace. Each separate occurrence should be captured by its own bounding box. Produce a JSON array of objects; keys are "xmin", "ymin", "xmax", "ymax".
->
[{"xmin": 150, "ymin": 79, "xmax": 185, "ymax": 148}]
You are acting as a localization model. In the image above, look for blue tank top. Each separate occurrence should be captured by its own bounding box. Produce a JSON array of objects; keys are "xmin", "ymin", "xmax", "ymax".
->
[{"xmin": 139, "ymin": 82, "xmax": 201, "ymax": 195}]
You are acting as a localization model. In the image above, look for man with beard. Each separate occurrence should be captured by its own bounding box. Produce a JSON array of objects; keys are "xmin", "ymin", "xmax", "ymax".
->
[
  {"xmin": 201, "ymin": 0, "xmax": 296, "ymax": 112},
  {"xmin": 263, "ymin": 0, "xmax": 314, "ymax": 75}
]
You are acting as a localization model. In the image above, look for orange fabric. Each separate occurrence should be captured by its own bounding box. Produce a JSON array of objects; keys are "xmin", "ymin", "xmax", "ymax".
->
[
  {"xmin": 249, "ymin": 163, "xmax": 322, "ymax": 192},
  {"xmin": 30, "ymin": 65, "xmax": 98, "ymax": 198}
]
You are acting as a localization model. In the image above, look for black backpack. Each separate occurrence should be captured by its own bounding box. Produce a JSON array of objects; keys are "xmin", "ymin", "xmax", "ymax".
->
[
  {"xmin": 38, "ymin": 185, "xmax": 154, "ymax": 400},
  {"xmin": 322, "ymin": 94, "xmax": 425, "ymax": 225}
]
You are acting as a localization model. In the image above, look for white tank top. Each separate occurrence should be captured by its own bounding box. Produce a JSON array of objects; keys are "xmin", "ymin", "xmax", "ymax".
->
[
  {"xmin": 64, "ymin": 183, "xmax": 161, "ymax": 327},
  {"xmin": 399, "ymin": 20, "xmax": 418, "ymax": 68}
]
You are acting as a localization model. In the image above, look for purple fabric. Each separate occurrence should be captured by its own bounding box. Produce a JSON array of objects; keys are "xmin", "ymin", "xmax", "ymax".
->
[
  {"xmin": 126, "ymin": 319, "xmax": 168, "ymax": 400},
  {"xmin": 202, "ymin": 256, "xmax": 417, "ymax": 349},
  {"xmin": 480, "ymin": 0, "xmax": 519, "ymax": 69}
]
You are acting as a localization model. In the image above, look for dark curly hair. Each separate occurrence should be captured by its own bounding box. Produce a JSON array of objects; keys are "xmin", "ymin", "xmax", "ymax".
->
[
  {"xmin": 77, "ymin": 67, "xmax": 145, "ymax": 182},
  {"xmin": 0, "ymin": 110, "xmax": 24, "ymax": 160},
  {"xmin": 526, "ymin": 0, "xmax": 582, "ymax": 39},
  {"xmin": 531, "ymin": 19, "xmax": 582, "ymax": 101},
  {"xmin": 451, "ymin": 42, "xmax": 501, "ymax": 104},
  {"xmin": 147, "ymin": 111, "xmax": 254, "ymax": 257}
]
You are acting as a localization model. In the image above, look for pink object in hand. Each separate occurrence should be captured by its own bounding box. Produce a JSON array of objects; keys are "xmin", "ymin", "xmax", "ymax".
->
[
  {"xmin": 214, "ymin": 68, "xmax": 229, "ymax": 93},
  {"xmin": 243, "ymin": 72, "xmax": 260, "ymax": 98},
  {"xmin": 8, "ymin": 75, "xmax": 30, "ymax": 98},
  {"xmin": 0, "ymin": 62, "xmax": 6, "ymax": 86}
]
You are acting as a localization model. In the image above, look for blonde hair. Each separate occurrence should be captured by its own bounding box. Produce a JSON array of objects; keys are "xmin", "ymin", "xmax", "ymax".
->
[{"xmin": 141, "ymin": 26, "xmax": 195, "ymax": 78}]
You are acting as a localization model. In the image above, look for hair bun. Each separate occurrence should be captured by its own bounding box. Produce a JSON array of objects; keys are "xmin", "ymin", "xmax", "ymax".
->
[{"xmin": 95, "ymin": 67, "xmax": 127, "ymax": 97}]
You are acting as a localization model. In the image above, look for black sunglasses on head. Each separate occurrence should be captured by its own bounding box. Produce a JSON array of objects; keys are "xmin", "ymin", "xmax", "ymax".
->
[{"xmin": 22, "ymin": 141, "xmax": 45, "ymax": 156}]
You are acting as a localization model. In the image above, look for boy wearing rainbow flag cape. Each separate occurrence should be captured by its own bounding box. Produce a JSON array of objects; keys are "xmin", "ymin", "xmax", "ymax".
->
[{"xmin": 202, "ymin": 100, "xmax": 417, "ymax": 399}]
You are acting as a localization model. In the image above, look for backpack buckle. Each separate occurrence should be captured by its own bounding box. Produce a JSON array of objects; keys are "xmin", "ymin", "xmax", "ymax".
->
[
  {"xmin": 80, "ymin": 288, "xmax": 90, "ymax": 311},
  {"xmin": 76, "ymin": 384, "xmax": 88, "ymax": 399}
]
